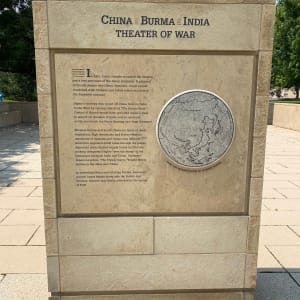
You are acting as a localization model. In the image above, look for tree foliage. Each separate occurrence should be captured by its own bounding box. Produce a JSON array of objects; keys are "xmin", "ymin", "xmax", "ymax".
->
[
  {"xmin": 0, "ymin": 0, "xmax": 36, "ymax": 100},
  {"xmin": 272, "ymin": 0, "xmax": 300, "ymax": 98}
]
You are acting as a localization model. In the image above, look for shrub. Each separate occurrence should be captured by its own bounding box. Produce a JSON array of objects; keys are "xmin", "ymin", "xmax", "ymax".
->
[{"xmin": 0, "ymin": 71, "xmax": 36, "ymax": 101}]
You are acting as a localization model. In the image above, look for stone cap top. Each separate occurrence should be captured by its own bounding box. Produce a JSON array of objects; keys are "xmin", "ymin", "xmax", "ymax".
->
[{"xmin": 33, "ymin": 0, "xmax": 275, "ymax": 5}]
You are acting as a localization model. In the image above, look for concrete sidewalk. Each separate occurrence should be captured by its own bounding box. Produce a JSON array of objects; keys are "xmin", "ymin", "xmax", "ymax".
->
[
  {"xmin": 0, "ymin": 124, "xmax": 48, "ymax": 300},
  {"xmin": 257, "ymin": 126, "xmax": 300, "ymax": 299},
  {"xmin": 0, "ymin": 124, "xmax": 299, "ymax": 299}
]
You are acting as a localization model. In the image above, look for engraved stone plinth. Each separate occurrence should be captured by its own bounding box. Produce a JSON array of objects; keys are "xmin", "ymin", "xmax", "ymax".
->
[
  {"xmin": 33, "ymin": 0, "xmax": 275, "ymax": 299},
  {"xmin": 157, "ymin": 90, "xmax": 235, "ymax": 170}
]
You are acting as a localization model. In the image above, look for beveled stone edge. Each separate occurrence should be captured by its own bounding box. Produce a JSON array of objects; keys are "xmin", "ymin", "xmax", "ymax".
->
[
  {"xmin": 243, "ymin": 292, "xmax": 255, "ymax": 300},
  {"xmin": 43, "ymin": 178, "xmax": 57, "ymax": 218},
  {"xmin": 49, "ymin": 297, "xmax": 60, "ymax": 300},
  {"xmin": 47, "ymin": 256, "xmax": 61, "ymax": 292},
  {"xmin": 244, "ymin": 254, "xmax": 258, "ymax": 288},
  {"xmin": 40, "ymin": 137, "xmax": 55, "ymax": 179},
  {"xmin": 253, "ymin": 96, "xmax": 269, "ymax": 138},
  {"xmin": 45, "ymin": 218, "xmax": 58, "ymax": 255},
  {"xmin": 38, "ymin": 93, "xmax": 54, "ymax": 138},
  {"xmin": 35, "ymin": 49, "xmax": 51, "ymax": 95},
  {"xmin": 32, "ymin": 1, "xmax": 49, "ymax": 49},
  {"xmin": 56, "ymin": 292, "xmax": 248, "ymax": 299},
  {"xmin": 40, "ymin": 0, "xmax": 275, "ymax": 4},
  {"xmin": 247, "ymin": 216, "xmax": 260, "ymax": 253},
  {"xmin": 51, "ymin": 291, "xmax": 258, "ymax": 300},
  {"xmin": 259, "ymin": 5, "xmax": 276, "ymax": 51},
  {"xmin": 256, "ymin": 51, "xmax": 273, "ymax": 96},
  {"xmin": 251, "ymin": 136, "xmax": 266, "ymax": 178},
  {"xmin": 249, "ymin": 177, "xmax": 263, "ymax": 216}
]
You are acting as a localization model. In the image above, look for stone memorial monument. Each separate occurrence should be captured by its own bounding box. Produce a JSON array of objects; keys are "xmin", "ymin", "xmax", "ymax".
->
[{"xmin": 33, "ymin": 0, "xmax": 275, "ymax": 299}]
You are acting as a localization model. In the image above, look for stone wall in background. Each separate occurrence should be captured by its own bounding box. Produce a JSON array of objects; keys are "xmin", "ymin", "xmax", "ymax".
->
[
  {"xmin": 8, "ymin": 102, "xmax": 39, "ymax": 124},
  {"xmin": 272, "ymin": 103, "xmax": 300, "ymax": 131}
]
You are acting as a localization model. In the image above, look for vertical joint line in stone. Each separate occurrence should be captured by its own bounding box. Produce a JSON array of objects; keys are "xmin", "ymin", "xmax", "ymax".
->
[
  {"xmin": 46, "ymin": 1, "xmax": 50, "ymax": 48},
  {"xmin": 49, "ymin": 50, "xmax": 61, "ymax": 217},
  {"xmin": 258, "ymin": 4, "xmax": 264, "ymax": 50},
  {"xmin": 246, "ymin": 52, "xmax": 260, "ymax": 215},
  {"xmin": 243, "ymin": 254, "xmax": 247, "ymax": 290},
  {"xmin": 57, "ymin": 219, "xmax": 62, "ymax": 297},
  {"xmin": 246, "ymin": 216, "xmax": 250, "ymax": 253},
  {"xmin": 152, "ymin": 216, "xmax": 155, "ymax": 255}
]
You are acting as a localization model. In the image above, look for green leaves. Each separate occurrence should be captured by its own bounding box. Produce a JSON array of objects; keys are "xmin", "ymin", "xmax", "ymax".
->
[
  {"xmin": 0, "ymin": 0, "xmax": 36, "ymax": 100},
  {"xmin": 0, "ymin": 0, "xmax": 31, "ymax": 13},
  {"xmin": 272, "ymin": 0, "xmax": 300, "ymax": 98}
]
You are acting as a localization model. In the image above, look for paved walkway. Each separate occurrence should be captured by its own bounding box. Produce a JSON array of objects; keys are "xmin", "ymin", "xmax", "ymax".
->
[
  {"xmin": 0, "ymin": 124, "xmax": 299, "ymax": 299},
  {"xmin": 0, "ymin": 125, "xmax": 48, "ymax": 300},
  {"xmin": 257, "ymin": 126, "xmax": 300, "ymax": 299}
]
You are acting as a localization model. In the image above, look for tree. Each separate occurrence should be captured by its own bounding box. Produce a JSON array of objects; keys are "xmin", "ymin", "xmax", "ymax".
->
[
  {"xmin": 0, "ymin": 0, "xmax": 36, "ymax": 100},
  {"xmin": 272, "ymin": 0, "xmax": 300, "ymax": 98}
]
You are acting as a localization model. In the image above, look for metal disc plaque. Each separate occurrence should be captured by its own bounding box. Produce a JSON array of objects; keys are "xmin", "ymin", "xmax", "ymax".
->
[{"xmin": 156, "ymin": 90, "xmax": 235, "ymax": 170}]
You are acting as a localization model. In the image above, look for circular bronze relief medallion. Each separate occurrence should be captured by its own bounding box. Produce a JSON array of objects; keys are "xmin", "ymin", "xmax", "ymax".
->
[{"xmin": 156, "ymin": 90, "xmax": 235, "ymax": 170}]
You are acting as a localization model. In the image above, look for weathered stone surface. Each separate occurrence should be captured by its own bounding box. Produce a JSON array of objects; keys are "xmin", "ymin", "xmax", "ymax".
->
[
  {"xmin": 247, "ymin": 217, "xmax": 260, "ymax": 253},
  {"xmin": 48, "ymin": 2, "xmax": 261, "ymax": 50},
  {"xmin": 40, "ymin": 138, "xmax": 55, "ymax": 179},
  {"xmin": 249, "ymin": 177, "xmax": 264, "ymax": 216},
  {"xmin": 47, "ymin": 256, "xmax": 60, "ymax": 292},
  {"xmin": 0, "ymin": 110, "xmax": 21, "ymax": 128},
  {"xmin": 46, "ymin": 0, "xmax": 274, "ymax": 3},
  {"xmin": 56, "ymin": 53, "xmax": 254, "ymax": 215},
  {"xmin": 32, "ymin": 1, "xmax": 49, "ymax": 48},
  {"xmin": 32, "ymin": 0, "xmax": 275, "ymax": 298},
  {"xmin": 35, "ymin": 49, "xmax": 51, "ymax": 94},
  {"xmin": 45, "ymin": 218, "xmax": 58, "ymax": 256},
  {"xmin": 244, "ymin": 292, "xmax": 255, "ymax": 300},
  {"xmin": 260, "ymin": 5, "xmax": 276, "ymax": 50},
  {"xmin": 43, "ymin": 179, "xmax": 57, "ymax": 218},
  {"xmin": 251, "ymin": 137, "xmax": 266, "ymax": 178},
  {"xmin": 154, "ymin": 216, "xmax": 248, "ymax": 254},
  {"xmin": 272, "ymin": 103, "xmax": 300, "ymax": 132},
  {"xmin": 244, "ymin": 254, "xmax": 258, "ymax": 288},
  {"xmin": 256, "ymin": 51, "xmax": 273, "ymax": 96},
  {"xmin": 58, "ymin": 217, "xmax": 153, "ymax": 255},
  {"xmin": 60, "ymin": 293, "xmax": 244, "ymax": 300},
  {"xmin": 60, "ymin": 254, "xmax": 246, "ymax": 292},
  {"xmin": 253, "ymin": 96, "xmax": 269, "ymax": 137},
  {"xmin": 38, "ymin": 94, "xmax": 54, "ymax": 138}
]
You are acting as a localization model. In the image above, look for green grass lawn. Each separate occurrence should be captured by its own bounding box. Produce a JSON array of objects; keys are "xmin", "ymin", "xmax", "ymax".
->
[
  {"xmin": 2, "ymin": 98, "xmax": 15, "ymax": 103},
  {"xmin": 271, "ymin": 98, "xmax": 300, "ymax": 104}
]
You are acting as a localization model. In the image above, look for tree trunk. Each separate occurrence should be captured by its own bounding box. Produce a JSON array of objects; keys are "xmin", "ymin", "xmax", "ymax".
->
[{"xmin": 296, "ymin": 87, "xmax": 299, "ymax": 99}]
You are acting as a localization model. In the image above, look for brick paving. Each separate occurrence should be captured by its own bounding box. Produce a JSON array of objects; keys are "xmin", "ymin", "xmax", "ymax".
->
[{"xmin": 0, "ymin": 124, "xmax": 299, "ymax": 299}]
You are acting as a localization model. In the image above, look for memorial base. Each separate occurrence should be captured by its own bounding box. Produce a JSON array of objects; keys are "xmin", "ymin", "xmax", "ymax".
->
[{"xmin": 50, "ymin": 291, "xmax": 255, "ymax": 300}]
